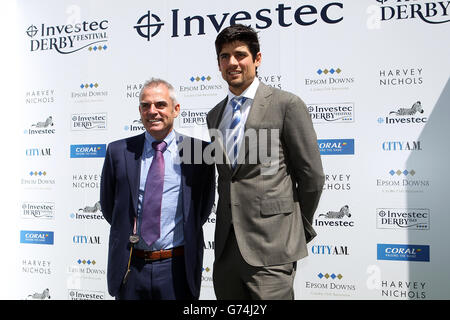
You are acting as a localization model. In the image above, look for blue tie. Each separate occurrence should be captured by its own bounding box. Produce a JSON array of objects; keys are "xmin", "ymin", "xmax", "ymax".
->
[{"xmin": 227, "ymin": 96, "xmax": 246, "ymax": 167}]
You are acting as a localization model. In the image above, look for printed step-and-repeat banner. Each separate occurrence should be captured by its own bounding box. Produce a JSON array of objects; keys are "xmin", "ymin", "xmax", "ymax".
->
[{"xmin": 11, "ymin": 0, "xmax": 450, "ymax": 299}]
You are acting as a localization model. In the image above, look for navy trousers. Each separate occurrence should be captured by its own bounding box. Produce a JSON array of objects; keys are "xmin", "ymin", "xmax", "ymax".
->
[{"xmin": 116, "ymin": 255, "xmax": 195, "ymax": 300}]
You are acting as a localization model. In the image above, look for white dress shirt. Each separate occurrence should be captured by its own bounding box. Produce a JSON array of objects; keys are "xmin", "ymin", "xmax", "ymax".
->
[{"xmin": 218, "ymin": 77, "xmax": 260, "ymax": 164}]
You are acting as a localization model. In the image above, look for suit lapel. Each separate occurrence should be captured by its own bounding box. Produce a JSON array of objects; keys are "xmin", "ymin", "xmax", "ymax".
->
[
  {"xmin": 209, "ymin": 97, "xmax": 233, "ymax": 172},
  {"xmin": 125, "ymin": 133, "xmax": 145, "ymax": 216}
]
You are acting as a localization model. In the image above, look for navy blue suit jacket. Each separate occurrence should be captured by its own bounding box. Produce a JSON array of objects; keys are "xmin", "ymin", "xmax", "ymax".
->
[{"xmin": 100, "ymin": 132, "xmax": 215, "ymax": 298}]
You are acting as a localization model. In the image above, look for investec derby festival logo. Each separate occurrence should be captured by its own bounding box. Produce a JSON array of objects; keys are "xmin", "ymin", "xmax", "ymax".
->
[
  {"xmin": 21, "ymin": 201, "xmax": 55, "ymax": 220},
  {"xmin": 307, "ymin": 103, "xmax": 354, "ymax": 123},
  {"xmin": 134, "ymin": 3, "xmax": 344, "ymax": 40},
  {"xmin": 71, "ymin": 113, "xmax": 107, "ymax": 131},
  {"xmin": 376, "ymin": 208, "xmax": 430, "ymax": 230},
  {"xmin": 377, "ymin": 101, "xmax": 428, "ymax": 125},
  {"xmin": 26, "ymin": 19, "xmax": 109, "ymax": 54},
  {"xmin": 179, "ymin": 109, "xmax": 208, "ymax": 127},
  {"xmin": 375, "ymin": 0, "xmax": 450, "ymax": 24}
]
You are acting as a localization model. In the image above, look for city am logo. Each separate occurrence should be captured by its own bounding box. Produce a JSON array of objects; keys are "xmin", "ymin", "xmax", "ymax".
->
[
  {"xmin": 20, "ymin": 231, "xmax": 54, "ymax": 245},
  {"xmin": 70, "ymin": 144, "xmax": 106, "ymax": 158},
  {"xmin": 317, "ymin": 139, "xmax": 354, "ymax": 155},
  {"xmin": 377, "ymin": 244, "xmax": 430, "ymax": 262}
]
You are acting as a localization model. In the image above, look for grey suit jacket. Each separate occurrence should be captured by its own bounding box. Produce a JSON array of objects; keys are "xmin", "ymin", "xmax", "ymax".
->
[{"xmin": 206, "ymin": 82, "xmax": 325, "ymax": 267}]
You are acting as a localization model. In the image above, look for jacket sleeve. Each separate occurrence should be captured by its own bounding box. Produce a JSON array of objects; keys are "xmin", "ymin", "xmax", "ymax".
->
[
  {"xmin": 100, "ymin": 144, "xmax": 115, "ymax": 225},
  {"xmin": 282, "ymin": 94, "xmax": 325, "ymax": 225},
  {"xmin": 199, "ymin": 142, "xmax": 216, "ymax": 226}
]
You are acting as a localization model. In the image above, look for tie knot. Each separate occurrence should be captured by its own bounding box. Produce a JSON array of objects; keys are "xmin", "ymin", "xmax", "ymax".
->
[
  {"xmin": 231, "ymin": 96, "xmax": 246, "ymax": 113},
  {"xmin": 152, "ymin": 141, "xmax": 167, "ymax": 153}
]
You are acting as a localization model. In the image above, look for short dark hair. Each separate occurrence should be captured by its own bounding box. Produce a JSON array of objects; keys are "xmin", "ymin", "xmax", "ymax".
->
[{"xmin": 215, "ymin": 24, "xmax": 260, "ymax": 62}]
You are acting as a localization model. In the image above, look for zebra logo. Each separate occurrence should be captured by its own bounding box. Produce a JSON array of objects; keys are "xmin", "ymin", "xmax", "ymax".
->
[
  {"xmin": 319, "ymin": 205, "xmax": 351, "ymax": 219},
  {"xmin": 389, "ymin": 101, "xmax": 423, "ymax": 116},
  {"xmin": 31, "ymin": 116, "xmax": 53, "ymax": 128}
]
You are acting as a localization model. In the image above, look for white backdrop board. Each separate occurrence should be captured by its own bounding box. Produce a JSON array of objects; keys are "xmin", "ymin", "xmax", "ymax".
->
[{"xmin": 7, "ymin": 0, "xmax": 450, "ymax": 300}]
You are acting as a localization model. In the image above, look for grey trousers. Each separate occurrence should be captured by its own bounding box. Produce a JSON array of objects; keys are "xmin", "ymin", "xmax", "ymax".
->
[{"xmin": 213, "ymin": 227, "xmax": 297, "ymax": 300}]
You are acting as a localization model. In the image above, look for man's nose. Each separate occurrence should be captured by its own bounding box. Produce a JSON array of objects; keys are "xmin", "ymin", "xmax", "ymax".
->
[
  {"xmin": 229, "ymin": 55, "xmax": 239, "ymax": 65},
  {"xmin": 148, "ymin": 103, "xmax": 158, "ymax": 114}
]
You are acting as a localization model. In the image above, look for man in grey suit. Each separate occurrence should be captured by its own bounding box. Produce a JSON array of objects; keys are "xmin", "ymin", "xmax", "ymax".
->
[{"xmin": 206, "ymin": 24, "xmax": 325, "ymax": 300}]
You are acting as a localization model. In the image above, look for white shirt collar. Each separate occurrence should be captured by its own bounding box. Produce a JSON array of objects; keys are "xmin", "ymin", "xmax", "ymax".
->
[{"xmin": 227, "ymin": 77, "xmax": 260, "ymax": 102}]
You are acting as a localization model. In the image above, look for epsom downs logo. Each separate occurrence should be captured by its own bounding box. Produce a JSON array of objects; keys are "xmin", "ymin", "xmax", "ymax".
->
[{"xmin": 134, "ymin": 2, "xmax": 343, "ymax": 40}]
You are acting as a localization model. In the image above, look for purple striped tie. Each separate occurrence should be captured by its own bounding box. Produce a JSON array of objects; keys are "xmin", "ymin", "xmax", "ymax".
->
[{"xmin": 141, "ymin": 140, "xmax": 167, "ymax": 246}]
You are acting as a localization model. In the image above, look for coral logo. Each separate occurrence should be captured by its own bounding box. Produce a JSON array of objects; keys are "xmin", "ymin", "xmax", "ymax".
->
[
  {"xmin": 70, "ymin": 144, "xmax": 106, "ymax": 158},
  {"xmin": 377, "ymin": 244, "xmax": 430, "ymax": 262},
  {"xmin": 20, "ymin": 231, "xmax": 54, "ymax": 245},
  {"xmin": 317, "ymin": 139, "xmax": 354, "ymax": 155}
]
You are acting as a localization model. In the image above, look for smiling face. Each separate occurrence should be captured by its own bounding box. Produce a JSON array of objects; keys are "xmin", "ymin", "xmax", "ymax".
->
[
  {"xmin": 139, "ymin": 84, "xmax": 180, "ymax": 141},
  {"xmin": 218, "ymin": 41, "xmax": 261, "ymax": 96}
]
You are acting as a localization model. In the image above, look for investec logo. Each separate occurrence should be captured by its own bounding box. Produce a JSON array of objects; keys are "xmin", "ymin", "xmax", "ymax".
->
[
  {"xmin": 70, "ymin": 201, "xmax": 104, "ymax": 221},
  {"xmin": 26, "ymin": 19, "xmax": 109, "ymax": 54},
  {"xmin": 377, "ymin": 101, "xmax": 427, "ymax": 125},
  {"xmin": 70, "ymin": 144, "xmax": 106, "ymax": 158},
  {"xmin": 24, "ymin": 116, "xmax": 55, "ymax": 135},
  {"xmin": 314, "ymin": 205, "xmax": 355, "ymax": 227},
  {"xmin": 134, "ymin": 2, "xmax": 344, "ymax": 40},
  {"xmin": 307, "ymin": 103, "xmax": 354, "ymax": 123},
  {"xmin": 374, "ymin": 0, "xmax": 450, "ymax": 24}
]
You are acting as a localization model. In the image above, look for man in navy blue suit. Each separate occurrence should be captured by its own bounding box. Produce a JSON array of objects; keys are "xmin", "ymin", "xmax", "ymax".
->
[{"xmin": 100, "ymin": 78, "xmax": 215, "ymax": 300}]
